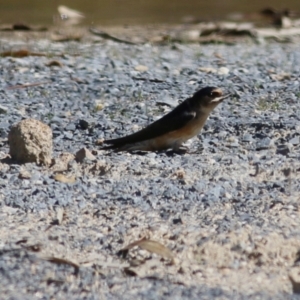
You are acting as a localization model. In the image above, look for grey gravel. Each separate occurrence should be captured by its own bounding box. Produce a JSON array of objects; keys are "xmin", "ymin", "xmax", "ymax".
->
[{"xmin": 0, "ymin": 37, "xmax": 300, "ymax": 300}]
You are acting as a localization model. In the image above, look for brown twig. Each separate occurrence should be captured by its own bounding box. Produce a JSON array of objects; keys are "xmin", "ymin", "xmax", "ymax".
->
[
  {"xmin": 89, "ymin": 27, "xmax": 140, "ymax": 45},
  {"xmin": 6, "ymin": 81, "xmax": 52, "ymax": 90}
]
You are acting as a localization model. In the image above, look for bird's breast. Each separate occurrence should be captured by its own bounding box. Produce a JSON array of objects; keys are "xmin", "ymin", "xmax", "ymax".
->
[
  {"xmin": 148, "ymin": 114, "xmax": 209, "ymax": 149},
  {"xmin": 168, "ymin": 113, "xmax": 209, "ymax": 139}
]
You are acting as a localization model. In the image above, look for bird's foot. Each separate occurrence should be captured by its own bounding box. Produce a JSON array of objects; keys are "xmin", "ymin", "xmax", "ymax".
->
[{"xmin": 166, "ymin": 146, "xmax": 189, "ymax": 156}]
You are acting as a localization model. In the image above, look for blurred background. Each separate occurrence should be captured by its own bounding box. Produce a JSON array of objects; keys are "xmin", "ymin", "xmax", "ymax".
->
[{"xmin": 0, "ymin": 0, "xmax": 299, "ymax": 25}]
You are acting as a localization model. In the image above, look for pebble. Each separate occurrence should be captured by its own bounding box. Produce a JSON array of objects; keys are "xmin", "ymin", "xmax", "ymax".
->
[
  {"xmin": 256, "ymin": 137, "xmax": 272, "ymax": 150},
  {"xmin": 289, "ymin": 136, "xmax": 299, "ymax": 145}
]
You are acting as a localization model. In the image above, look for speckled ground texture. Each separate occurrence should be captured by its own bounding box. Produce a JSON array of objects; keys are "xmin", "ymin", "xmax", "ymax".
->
[{"xmin": 0, "ymin": 36, "xmax": 300, "ymax": 300}]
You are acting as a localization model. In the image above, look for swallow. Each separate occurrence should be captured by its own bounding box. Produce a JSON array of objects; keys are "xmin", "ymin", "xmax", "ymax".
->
[{"xmin": 102, "ymin": 86, "xmax": 230, "ymax": 152}]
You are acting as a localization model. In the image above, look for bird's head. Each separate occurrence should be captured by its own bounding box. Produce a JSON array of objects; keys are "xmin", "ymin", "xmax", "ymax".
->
[{"xmin": 193, "ymin": 87, "xmax": 230, "ymax": 113}]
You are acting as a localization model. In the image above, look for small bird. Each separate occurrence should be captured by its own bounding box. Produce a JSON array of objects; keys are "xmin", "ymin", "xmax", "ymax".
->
[{"xmin": 102, "ymin": 87, "xmax": 230, "ymax": 152}]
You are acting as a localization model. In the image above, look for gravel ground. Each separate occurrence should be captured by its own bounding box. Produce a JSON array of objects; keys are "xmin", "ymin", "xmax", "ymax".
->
[{"xmin": 0, "ymin": 35, "xmax": 300, "ymax": 299}]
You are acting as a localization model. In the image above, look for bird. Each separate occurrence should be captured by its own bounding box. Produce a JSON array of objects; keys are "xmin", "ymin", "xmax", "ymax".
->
[{"xmin": 102, "ymin": 86, "xmax": 230, "ymax": 152}]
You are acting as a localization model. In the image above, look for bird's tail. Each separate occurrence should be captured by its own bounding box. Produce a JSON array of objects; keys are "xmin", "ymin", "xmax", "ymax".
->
[{"xmin": 100, "ymin": 142, "xmax": 121, "ymax": 151}]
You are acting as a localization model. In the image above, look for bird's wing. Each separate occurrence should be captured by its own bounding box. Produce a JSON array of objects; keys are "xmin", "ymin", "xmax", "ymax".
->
[{"xmin": 104, "ymin": 101, "xmax": 196, "ymax": 147}]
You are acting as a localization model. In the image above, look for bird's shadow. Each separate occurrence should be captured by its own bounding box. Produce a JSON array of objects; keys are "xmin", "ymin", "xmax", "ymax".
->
[
  {"xmin": 0, "ymin": 156, "xmax": 16, "ymax": 165},
  {"xmin": 102, "ymin": 147, "xmax": 203, "ymax": 157}
]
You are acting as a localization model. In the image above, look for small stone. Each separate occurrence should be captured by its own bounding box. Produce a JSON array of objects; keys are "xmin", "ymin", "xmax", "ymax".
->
[
  {"xmin": 68, "ymin": 159, "xmax": 79, "ymax": 173},
  {"xmin": 50, "ymin": 116, "xmax": 64, "ymax": 125},
  {"xmin": 95, "ymin": 139, "xmax": 104, "ymax": 146},
  {"xmin": 256, "ymin": 137, "xmax": 272, "ymax": 150},
  {"xmin": 177, "ymin": 29, "xmax": 200, "ymax": 42},
  {"xmin": 94, "ymin": 100, "xmax": 105, "ymax": 111},
  {"xmin": 276, "ymin": 144, "xmax": 291, "ymax": 156},
  {"xmin": 199, "ymin": 67, "xmax": 217, "ymax": 73},
  {"xmin": 0, "ymin": 105, "xmax": 8, "ymax": 114},
  {"xmin": 156, "ymin": 99, "xmax": 177, "ymax": 108},
  {"xmin": 289, "ymin": 136, "xmax": 299, "ymax": 145},
  {"xmin": 91, "ymin": 149, "xmax": 98, "ymax": 155},
  {"xmin": 270, "ymin": 72, "xmax": 291, "ymax": 81},
  {"xmin": 75, "ymin": 147, "xmax": 96, "ymax": 163},
  {"xmin": 225, "ymin": 192, "xmax": 232, "ymax": 199},
  {"xmin": 78, "ymin": 119, "xmax": 89, "ymax": 130},
  {"xmin": 134, "ymin": 65, "xmax": 148, "ymax": 72},
  {"xmin": 18, "ymin": 168, "xmax": 31, "ymax": 179},
  {"xmin": 0, "ymin": 121, "xmax": 9, "ymax": 129},
  {"xmin": 64, "ymin": 132, "xmax": 73, "ymax": 140},
  {"xmin": 65, "ymin": 123, "xmax": 76, "ymax": 131},
  {"xmin": 226, "ymin": 136, "xmax": 239, "ymax": 148},
  {"xmin": 228, "ymin": 136, "xmax": 237, "ymax": 143},
  {"xmin": 242, "ymin": 134, "xmax": 252, "ymax": 142},
  {"xmin": 282, "ymin": 168, "xmax": 292, "ymax": 177},
  {"xmin": 172, "ymin": 218, "xmax": 183, "ymax": 225},
  {"xmin": 218, "ymin": 67, "xmax": 230, "ymax": 75},
  {"xmin": 8, "ymin": 118, "xmax": 52, "ymax": 165},
  {"xmin": 46, "ymin": 60, "xmax": 63, "ymax": 67},
  {"xmin": 51, "ymin": 152, "xmax": 75, "ymax": 172},
  {"xmin": 89, "ymin": 160, "xmax": 110, "ymax": 176}
]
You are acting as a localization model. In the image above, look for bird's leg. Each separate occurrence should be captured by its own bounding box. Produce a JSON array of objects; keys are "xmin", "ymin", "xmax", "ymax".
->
[
  {"xmin": 165, "ymin": 147, "xmax": 189, "ymax": 156},
  {"xmin": 167, "ymin": 142, "xmax": 189, "ymax": 155},
  {"xmin": 174, "ymin": 146, "xmax": 189, "ymax": 154}
]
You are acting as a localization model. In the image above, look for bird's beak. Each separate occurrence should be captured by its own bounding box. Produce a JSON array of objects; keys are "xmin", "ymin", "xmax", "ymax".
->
[{"xmin": 210, "ymin": 93, "xmax": 231, "ymax": 103}]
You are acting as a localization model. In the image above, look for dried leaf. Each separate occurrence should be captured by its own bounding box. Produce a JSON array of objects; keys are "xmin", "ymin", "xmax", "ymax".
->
[
  {"xmin": 0, "ymin": 50, "xmax": 46, "ymax": 58},
  {"xmin": 51, "ymin": 33, "xmax": 82, "ymax": 42},
  {"xmin": 89, "ymin": 28, "xmax": 139, "ymax": 45},
  {"xmin": 54, "ymin": 174, "xmax": 76, "ymax": 184},
  {"xmin": 120, "ymin": 238, "xmax": 174, "ymax": 262},
  {"xmin": 138, "ymin": 240, "xmax": 174, "ymax": 261},
  {"xmin": 81, "ymin": 259, "xmax": 129, "ymax": 269},
  {"xmin": 42, "ymin": 256, "xmax": 79, "ymax": 275},
  {"xmin": 46, "ymin": 60, "xmax": 63, "ymax": 67},
  {"xmin": 6, "ymin": 81, "xmax": 51, "ymax": 90}
]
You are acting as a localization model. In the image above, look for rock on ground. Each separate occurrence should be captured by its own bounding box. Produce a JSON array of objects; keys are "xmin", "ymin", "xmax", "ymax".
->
[{"xmin": 8, "ymin": 118, "xmax": 52, "ymax": 165}]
